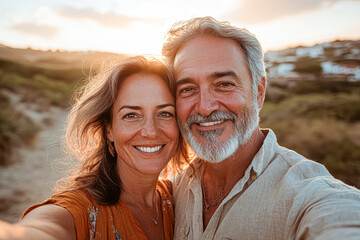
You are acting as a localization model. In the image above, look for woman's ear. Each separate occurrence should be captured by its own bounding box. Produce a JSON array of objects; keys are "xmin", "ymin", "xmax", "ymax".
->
[{"xmin": 106, "ymin": 123, "xmax": 114, "ymax": 142}]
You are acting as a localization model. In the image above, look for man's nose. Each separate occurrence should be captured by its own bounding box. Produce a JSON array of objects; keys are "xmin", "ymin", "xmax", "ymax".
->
[
  {"xmin": 195, "ymin": 89, "xmax": 220, "ymax": 116},
  {"xmin": 140, "ymin": 118, "xmax": 159, "ymax": 138}
]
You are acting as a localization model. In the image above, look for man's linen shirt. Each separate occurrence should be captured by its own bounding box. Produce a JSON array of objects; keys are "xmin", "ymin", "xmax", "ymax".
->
[{"xmin": 173, "ymin": 129, "xmax": 360, "ymax": 240}]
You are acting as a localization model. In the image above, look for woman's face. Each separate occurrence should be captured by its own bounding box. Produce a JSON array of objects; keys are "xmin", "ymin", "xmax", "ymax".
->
[{"xmin": 106, "ymin": 73, "xmax": 179, "ymax": 176}]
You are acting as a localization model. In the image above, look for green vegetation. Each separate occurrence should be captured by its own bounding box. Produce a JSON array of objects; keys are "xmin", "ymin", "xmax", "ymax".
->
[
  {"xmin": 262, "ymin": 91, "xmax": 360, "ymax": 122},
  {"xmin": 0, "ymin": 59, "xmax": 85, "ymax": 165},
  {"xmin": 333, "ymin": 58, "xmax": 360, "ymax": 65},
  {"xmin": 0, "ymin": 92, "xmax": 40, "ymax": 165},
  {"xmin": 0, "ymin": 59, "xmax": 87, "ymax": 82},
  {"xmin": 0, "ymin": 60, "xmax": 83, "ymax": 107},
  {"xmin": 261, "ymin": 81, "xmax": 360, "ymax": 188},
  {"xmin": 293, "ymin": 56, "xmax": 322, "ymax": 75}
]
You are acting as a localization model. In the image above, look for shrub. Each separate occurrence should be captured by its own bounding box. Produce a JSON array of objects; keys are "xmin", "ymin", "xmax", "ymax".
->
[
  {"xmin": 260, "ymin": 94, "xmax": 360, "ymax": 188},
  {"xmin": 262, "ymin": 92, "xmax": 360, "ymax": 122},
  {"xmin": 0, "ymin": 109, "xmax": 40, "ymax": 165},
  {"xmin": 293, "ymin": 56, "xmax": 322, "ymax": 75}
]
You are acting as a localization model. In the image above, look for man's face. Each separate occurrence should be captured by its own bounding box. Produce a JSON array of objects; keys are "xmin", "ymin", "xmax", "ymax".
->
[{"xmin": 174, "ymin": 35, "xmax": 259, "ymax": 163}]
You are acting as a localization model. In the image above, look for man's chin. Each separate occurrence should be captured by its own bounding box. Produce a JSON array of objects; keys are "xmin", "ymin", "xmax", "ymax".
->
[{"xmin": 185, "ymin": 131, "xmax": 240, "ymax": 164}]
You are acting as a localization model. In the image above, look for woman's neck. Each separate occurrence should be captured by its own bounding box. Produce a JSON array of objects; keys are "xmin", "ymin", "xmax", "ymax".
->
[{"xmin": 117, "ymin": 161, "xmax": 160, "ymax": 207}]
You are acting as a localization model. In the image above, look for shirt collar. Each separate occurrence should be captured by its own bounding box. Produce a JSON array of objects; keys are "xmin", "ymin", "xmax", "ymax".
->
[{"xmin": 251, "ymin": 128, "xmax": 278, "ymax": 176}]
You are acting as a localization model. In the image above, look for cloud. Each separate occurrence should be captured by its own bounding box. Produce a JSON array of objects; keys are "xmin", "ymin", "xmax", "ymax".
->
[
  {"xmin": 55, "ymin": 6, "xmax": 163, "ymax": 28},
  {"xmin": 11, "ymin": 22, "xmax": 58, "ymax": 39},
  {"xmin": 224, "ymin": 0, "xmax": 344, "ymax": 24}
]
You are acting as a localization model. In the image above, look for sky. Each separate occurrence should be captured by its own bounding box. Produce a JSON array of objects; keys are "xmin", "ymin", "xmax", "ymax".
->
[{"xmin": 1, "ymin": 0, "xmax": 360, "ymax": 55}]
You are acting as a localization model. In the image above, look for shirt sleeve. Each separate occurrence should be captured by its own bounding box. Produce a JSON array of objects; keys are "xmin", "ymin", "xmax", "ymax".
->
[{"xmin": 290, "ymin": 173, "xmax": 360, "ymax": 239}]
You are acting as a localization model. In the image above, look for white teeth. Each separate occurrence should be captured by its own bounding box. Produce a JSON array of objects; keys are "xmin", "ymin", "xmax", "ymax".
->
[
  {"xmin": 136, "ymin": 145, "xmax": 163, "ymax": 153},
  {"xmin": 198, "ymin": 120, "xmax": 224, "ymax": 127}
]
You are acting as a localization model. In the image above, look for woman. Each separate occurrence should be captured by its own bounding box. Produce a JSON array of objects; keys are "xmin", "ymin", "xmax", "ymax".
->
[{"xmin": 0, "ymin": 56, "xmax": 189, "ymax": 240}]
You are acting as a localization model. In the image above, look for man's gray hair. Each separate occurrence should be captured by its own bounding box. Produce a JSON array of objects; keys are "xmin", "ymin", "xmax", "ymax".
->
[{"xmin": 162, "ymin": 16, "xmax": 266, "ymax": 97}]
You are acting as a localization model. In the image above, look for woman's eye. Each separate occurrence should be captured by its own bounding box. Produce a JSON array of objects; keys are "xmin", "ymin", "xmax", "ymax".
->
[
  {"xmin": 123, "ymin": 113, "xmax": 138, "ymax": 119},
  {"xmin": 159, "ymin": 112, "xmax": 174, "ymax": 118}
]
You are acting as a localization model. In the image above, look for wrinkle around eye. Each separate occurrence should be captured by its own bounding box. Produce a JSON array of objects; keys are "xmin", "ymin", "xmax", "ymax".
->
[
  {"xmin": 217, "ymin": 82, "xmax": 236, "ymax": 87},
  {"xmin": 122, "ymin": 113, "xmax": 140, "ymax": 120},
  {"xmin": 158, "ymin": 111, "xmax": 175, "ymax": 118},
  {"xmin": 177, "ymin": 86, "xmax": 196, "ymax": 97}
]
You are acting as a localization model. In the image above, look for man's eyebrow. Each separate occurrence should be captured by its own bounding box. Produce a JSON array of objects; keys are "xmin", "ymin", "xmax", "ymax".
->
[
  {"xmin": 175, "ymin": 71, "xmax": 238, "ymax": 88},
  {"xmin": 210, "ymin": 71, "xmax": 238, "ymax": 79},
  {"xmin": 175, "ymin": 78, "xmax": 193, "ymax": 88}
]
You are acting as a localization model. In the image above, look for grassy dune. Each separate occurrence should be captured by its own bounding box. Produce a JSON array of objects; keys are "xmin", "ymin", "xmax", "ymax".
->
[
  {"xmin": 0, "ymin": 59, "xmax": 87, "ymax": 165},
  {"xmin": 261, "ymin": 81, "xmax": 360, "ymax": 188}
]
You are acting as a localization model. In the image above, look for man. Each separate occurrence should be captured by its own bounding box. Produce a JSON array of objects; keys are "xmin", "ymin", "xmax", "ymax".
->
[{"xmin": 162, "ymin": 17, "xmax": 360, "ymax": 239}]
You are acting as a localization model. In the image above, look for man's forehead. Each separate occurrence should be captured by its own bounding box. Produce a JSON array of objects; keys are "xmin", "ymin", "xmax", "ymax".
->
[{"xmin": 173, "ymin": 35, "xmax": 247, "ymax": 81}]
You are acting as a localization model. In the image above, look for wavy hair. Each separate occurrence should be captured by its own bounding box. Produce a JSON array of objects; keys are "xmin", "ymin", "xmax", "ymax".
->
[
  {"xmin": 162, "ymin": 16, "xmax": 266, "ymax": 97},
  {"xmin": 59, "ymin": 56, "xmax": 189, "ymax": 205}
]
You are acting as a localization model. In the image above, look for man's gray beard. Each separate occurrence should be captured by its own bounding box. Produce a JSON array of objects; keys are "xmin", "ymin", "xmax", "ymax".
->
[{"xmin": 178, "ymin": 100, "xmax": 259, "ymax": 163}]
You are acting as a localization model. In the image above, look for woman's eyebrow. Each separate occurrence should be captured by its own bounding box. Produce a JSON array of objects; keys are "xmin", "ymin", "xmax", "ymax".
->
[
  {"xmin": 118, "ymin": 105, "xmax": 142, "ymax": 113},
  {"xmin": 118, "ymin": 104, "xmax": 175, "ymax": 112},
  {"xmin": 157, "ymin": 103, "xmax": 175, "ymax": 109}
]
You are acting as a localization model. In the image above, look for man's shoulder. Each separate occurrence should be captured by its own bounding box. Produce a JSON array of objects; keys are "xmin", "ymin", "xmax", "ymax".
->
[
  {"xmin": 275, "ymin": 145, "xmax": 328, "ymax": 175},
  {"xmin": 273, "ymin": 145, "xmax": 360, "ymax": 193}
]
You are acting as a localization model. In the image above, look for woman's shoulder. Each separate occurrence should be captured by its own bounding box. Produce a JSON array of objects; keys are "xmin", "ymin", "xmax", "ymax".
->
[
  {"xmin": 51, "ymin": 188, "xmax": 94, "ymax": 206},
  {"xmin": 21, "ymin": 188, "xmax": 95, "ymax": 219}
]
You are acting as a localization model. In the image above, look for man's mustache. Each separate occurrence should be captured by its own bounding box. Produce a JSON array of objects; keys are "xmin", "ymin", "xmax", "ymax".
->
[{"xmin": 186, "ymin": 110, "xmax": 237, "ymax": 127}]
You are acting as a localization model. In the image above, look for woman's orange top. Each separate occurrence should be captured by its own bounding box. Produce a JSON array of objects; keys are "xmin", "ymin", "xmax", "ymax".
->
[{"xmin": 22, "ymin": 179, "xmax": 174, "ymax": 240}]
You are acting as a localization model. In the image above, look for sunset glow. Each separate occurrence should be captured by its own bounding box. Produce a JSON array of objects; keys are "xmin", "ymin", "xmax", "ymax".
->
[{"xmin": 1, "ymin": 0, "xmax": 360, "ymax": 54}]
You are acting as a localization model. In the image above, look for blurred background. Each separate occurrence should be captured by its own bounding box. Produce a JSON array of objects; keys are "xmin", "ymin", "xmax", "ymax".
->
[{"xmin": 0, "ymin": 0, "xmax": 359, "ymax": 222}]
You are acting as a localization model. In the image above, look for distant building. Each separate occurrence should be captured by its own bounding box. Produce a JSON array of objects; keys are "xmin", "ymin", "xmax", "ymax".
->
[
  {"xmin": 321, "ymin": 61, "xmax": 360, "ymax": 81},
  {"xmin": 296, "ymin": 45, "xmax": 324, "ymax": 58},
  {"xmin": 265, "ymin": 40, "xmax": 360, "ymax": 82}
]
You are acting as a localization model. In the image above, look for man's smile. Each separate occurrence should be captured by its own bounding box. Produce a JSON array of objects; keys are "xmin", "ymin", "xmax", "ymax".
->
[{"xmin": 198, "ymin": 120, "xmax": 224, "ymax": 127}]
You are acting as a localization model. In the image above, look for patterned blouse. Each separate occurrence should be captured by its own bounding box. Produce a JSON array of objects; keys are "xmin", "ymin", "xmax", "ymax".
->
[{"xmin": 22, "ymin": 179, "xmax": 174, "ymax": 240}]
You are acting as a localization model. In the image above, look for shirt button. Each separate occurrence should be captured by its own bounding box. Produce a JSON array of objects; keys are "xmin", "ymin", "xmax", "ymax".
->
[{"xmin": 251, "ymin": 174, "xmax": 257, "ymax": 181}]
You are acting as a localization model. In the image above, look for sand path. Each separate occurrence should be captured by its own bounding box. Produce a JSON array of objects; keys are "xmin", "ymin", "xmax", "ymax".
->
[{"xmin": 0, "ymin": 91, "xmax": 69, "ymax": 223}]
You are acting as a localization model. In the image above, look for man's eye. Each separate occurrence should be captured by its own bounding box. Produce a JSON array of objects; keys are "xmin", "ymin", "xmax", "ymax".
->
[
  {"xmin": 218, "ymin": 82, "xmax": 235, "ymax": 87},
  {"xmin": 179, "ymin": 87, "xmax": 195, "ymax": 95}
]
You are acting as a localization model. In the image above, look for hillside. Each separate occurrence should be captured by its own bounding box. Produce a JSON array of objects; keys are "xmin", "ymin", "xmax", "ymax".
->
[
  {"xmin": 0, "ymin": 44, "xmax": 126, "ymax": 69},
  {"xmin": 261, "ymin": 40, "xmax": 360, "ymax": 188},
  {"xmin": 0, "ymin": 46, "xmax": 127, "ymax": 165}
]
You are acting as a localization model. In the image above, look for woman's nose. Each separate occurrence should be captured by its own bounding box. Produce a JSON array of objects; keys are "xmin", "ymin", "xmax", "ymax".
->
[{"xmin": 140, "ymin": 118, "xmax": 159, "ymax": 138}]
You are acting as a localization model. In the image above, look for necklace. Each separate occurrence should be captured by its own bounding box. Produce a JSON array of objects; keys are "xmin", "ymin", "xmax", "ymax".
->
[
  {"xmin": 126, "ymin": 192, "xmax": 160, "ymax": 225},
  {"xmin": 201, "ymin": 162, "xmax": 231, "ymax": 213}
]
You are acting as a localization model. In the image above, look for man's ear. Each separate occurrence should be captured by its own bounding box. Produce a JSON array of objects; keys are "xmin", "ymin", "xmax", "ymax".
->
[
  {"xmin": 106, "ymin": 123, "xmax": 114, "ymax": 142},
  {"xmin": 257, "ymin": 77, "xmax": 266, "ymax": 109}
]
